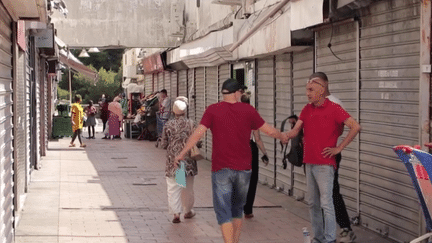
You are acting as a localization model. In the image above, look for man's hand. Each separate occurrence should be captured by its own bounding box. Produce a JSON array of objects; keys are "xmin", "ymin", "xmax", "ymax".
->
[
  {"xmin": 280, "ymin": 132, "xmax": 290, "ymax": 144},
  {"xmin": 322, "ymin": 147, "xmax": 342, "ymax": 158},
  {"xmin": 261, "ymin": 154, "xmax": 269, "ymax": 166}
]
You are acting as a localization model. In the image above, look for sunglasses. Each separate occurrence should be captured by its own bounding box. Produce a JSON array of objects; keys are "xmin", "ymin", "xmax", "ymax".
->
[{"xmin": 306, "ymin": 78, "xmax": 325, "ymax": 87}]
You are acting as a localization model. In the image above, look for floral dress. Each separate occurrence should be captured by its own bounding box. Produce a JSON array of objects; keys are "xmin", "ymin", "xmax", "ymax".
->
[{"xmin": 161, "ymin": 116, "xmax": 198, "ymax": 178}]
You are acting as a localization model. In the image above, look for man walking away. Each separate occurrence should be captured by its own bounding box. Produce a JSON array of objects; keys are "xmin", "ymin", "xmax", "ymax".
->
[
  {"xmin": 175, "ymin": 79, "xmax": 286, "ymax": 243},
  {"xmin": 283, "ymin": 73, "xmax": 360, "ymax": 243}
]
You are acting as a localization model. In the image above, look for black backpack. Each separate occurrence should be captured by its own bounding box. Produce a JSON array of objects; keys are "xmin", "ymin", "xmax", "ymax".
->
[{"xmin": 280, "ymin": 117, "xmax": 304, "ymax": 169}]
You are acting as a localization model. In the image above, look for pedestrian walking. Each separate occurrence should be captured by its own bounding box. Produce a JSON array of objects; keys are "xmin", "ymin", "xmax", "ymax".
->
[
  {"xmin": 100, "ymin": 96, "xmax": 110, "ymax": 137},
  {"xmin": 108, "ymin": 96, "xmax": 123, "ymax": 139},
  {"xmin": 175, "ymin": 79, "xmax": 286, "ymax": 243},
  {"xmin": 283, "ymin": 72, "xmax": 361, "ymax": 243},
  {"xmin": 69, "ymin": 94, "xmax": 86, "ymax": 148},
  {"xmin": 161, "ymin": 97, "xmax": 197, "ymax": 224},
  {"xmin": 240, "ymin": 93, "xmax": 269, "ymax": 219},
  {"xmin": 156, "ymin": 89, "xmax": 171, "ymax": 147},
  {"xmin": 85, "ymin": 100, "xmax": 97, "ymax": 139},
  {"xmin": 314, "ymin": 72, "xmax": 356, "ymax": 242}
]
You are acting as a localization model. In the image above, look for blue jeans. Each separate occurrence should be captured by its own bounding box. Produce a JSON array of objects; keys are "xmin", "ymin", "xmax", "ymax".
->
[
  {"xmin": 306, "ymin": 164, "xmax": 336, "ymax": 243},
  {"xmin": 212, "ymin": 168, "xmax": 252, "ymax": 225}
]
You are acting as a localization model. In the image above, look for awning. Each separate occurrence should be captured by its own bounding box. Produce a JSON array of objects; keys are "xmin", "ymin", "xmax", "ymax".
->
[
  {"xmin": 59, "ymin": 49, "xmax": 99, "ymax": 84},
  {"xmin": 290, "ymin": 0, "xmax": 324, "ymax": 31},
  {"xmin": 167, "ymin": 26, "xmax": 237, "ymax": 69},
  {"xmin": 142, "ymin": 53, "xmax": 165, "ymax": 74}
]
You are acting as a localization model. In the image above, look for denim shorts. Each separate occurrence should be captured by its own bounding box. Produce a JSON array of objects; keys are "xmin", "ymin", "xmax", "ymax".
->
[{"xmin": 211, "ymin": 168, "xmax": 252, "ymax": 225}]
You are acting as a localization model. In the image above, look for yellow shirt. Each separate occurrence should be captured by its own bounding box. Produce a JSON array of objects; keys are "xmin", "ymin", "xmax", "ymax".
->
[{"xmin": 71, "ymin": 103, "xmax": 84, "ymax": 132}]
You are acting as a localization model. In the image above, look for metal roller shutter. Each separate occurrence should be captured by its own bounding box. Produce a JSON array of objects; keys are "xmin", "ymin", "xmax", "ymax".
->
[
  {"xmin": 35, "ymin": 53, "xmax": 40, "ymax": 165},
  {"xmin": 157, "ymin": 72, "xmax": 163, "ymax": 91},
  {"xmin": 275, "ymin": 53, "xmax": 293, "ymax": 194},
  {"xmin": 40, "ymin": 59, "xmax": 48, "ymax": 157},
  {"xmin": 25, "ymin": 37, "xmax": 32, "ymax": 178},
  {"xmin": 205, "ymin": 66, "xmax": 218, "ymax": 159},
  {"xmin": 0, "ymin": 5, "xmax": 15, "ymax": 241},
  {"xmin": 218, "ymin": 64, "xmax": 230, "ymax": 102},
  {"xmin": 153, "ymin": 73, "xmax": 158, "ymax": 94},
  {"xmin": 292, "ymin": 48, "xmax": 314, "ymax": 199},
  {"xmin": 171, "ymin": 71, "xmax": 178, "ymax": 98},
  {"xmin": 195, "ymin": 67, "xmax": 205, "ymax": 155},
  {"xmin": 164, "ymin": 71, "xmax": 170, "ymax": 97},
  {"xmin": 316, "ymin": 21, "xmax": 359, "ymax": 219},
  {"xmin": 256, "ymin": 57, "xmax": 276, "ymax": 186},
  {"xmin": 178, "ymin": 70, "xmax": 187, "ymax": 98},
  {"xmin": 145, "ymin": 74, "xmax": 152, "ymax": 95},
  {"xmin": 187, "ymin": 69, "xmax": 195, "ymax": 121},
  {"xmin": 359, "ymin": 1, "xmax": 420, "ymax": 241}
]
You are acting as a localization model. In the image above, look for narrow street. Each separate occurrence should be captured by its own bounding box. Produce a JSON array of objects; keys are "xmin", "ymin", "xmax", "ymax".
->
[{"xmin": 14, "ymin": 123, "xmax": 395, "ymax": 243}]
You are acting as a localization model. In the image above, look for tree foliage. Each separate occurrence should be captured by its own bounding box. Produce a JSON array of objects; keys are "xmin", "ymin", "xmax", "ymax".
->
[{"xmin": 71, "ymin": 49, "xmax": 124, "ymax": 72}]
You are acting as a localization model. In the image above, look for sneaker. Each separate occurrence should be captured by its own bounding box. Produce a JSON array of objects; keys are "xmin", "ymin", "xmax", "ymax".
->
[
  {"xmin": 244, "ymin": 213, "xmax": 254, "ymax": 219},
  {"xmin": 339, "ymin": 228, "xmax": 356, "ymax": 242}
]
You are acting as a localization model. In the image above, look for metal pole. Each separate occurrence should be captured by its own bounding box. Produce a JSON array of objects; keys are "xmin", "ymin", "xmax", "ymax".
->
[
  {"xmin": 355, "ymin": 20, "xmax": 360, "ymax": 216},
  {"xmin": 69, "ymin": 68, "xmax": 72, "ymax": 104}
]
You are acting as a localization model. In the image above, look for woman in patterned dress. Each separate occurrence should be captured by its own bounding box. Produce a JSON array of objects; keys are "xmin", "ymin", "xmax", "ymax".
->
[{"xmin": 161, "ymin": 97, "xmax": 197, "ymax": 223}]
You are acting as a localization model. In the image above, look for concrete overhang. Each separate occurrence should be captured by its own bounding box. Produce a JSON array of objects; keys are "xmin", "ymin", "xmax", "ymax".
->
[
  {"xmin": 167, "ymin": 26, "xmax": 237, "ymax": 69},
  {"xmin": 2, "ymin": 0, "xmax": 48, "ymax": 22}
]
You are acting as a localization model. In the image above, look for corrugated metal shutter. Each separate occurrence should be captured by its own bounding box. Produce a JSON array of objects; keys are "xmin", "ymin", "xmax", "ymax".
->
[
  {"xmin": 218, "ymin": 64, "xmax": 230, "ymax": 101},
  {"xmin": 171, "ymin": 71, "xmax": 178, "ymax": 98},
  {"xmin": 275, "ymin": 53, "xmax": 293, "ymax": 194},
  {"xmin": 145, "ymin": 74, "xmax": 152, "ymax": 96},
  {"xmin": 25, "ymin": 38, "xmax": 32, "ymax": 179},
  {"xmin": 40, "ymin": 59, "xmax": 48, "ymax": 157},
  {"xmin": 256, "ymin": 57, "xmax": 276, "ymax": 186},
  {"xmin": 157, "ymin": 72, "xmax": 163, "ymax": 91},
  {"xmin": 35, "ymin": 53, "xmax": 41, "ymax": 165},
  {"xmin": 164, "ymin": 71, "xmax": 171, "ymax": 97},
  {"xmin": 178, "ymin": 70, "xmax": 187, "ymax": 98},
  {"xmin": 292, "ymin": 48, "xmax": 313, "ymax": 199},
  {"xmin": 359, "ymin": 1, "xmax": 420, "ymax": 241},
  {"xmin": 0, "ymin": 5, "xmax": 15, "ymax": 241},
  {"xmin": 205, "ymin": 66, "xmax": 218, "ymax": 159},
  {"xmin": 316, "ymin": 20, "xmax": 359, "ymax": 220},
  {"xmin": 195, "ymin": 67, "xmax": 205, "ymax": 155},
  {"xmin": 187, "ymin": 69, "xmax": 195, "ymax": 121}
]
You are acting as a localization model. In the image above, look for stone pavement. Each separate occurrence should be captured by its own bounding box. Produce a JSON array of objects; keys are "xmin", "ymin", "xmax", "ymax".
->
[{"xmin": 15, "ymin": 125, "xmax": 397, "ymax": 243}]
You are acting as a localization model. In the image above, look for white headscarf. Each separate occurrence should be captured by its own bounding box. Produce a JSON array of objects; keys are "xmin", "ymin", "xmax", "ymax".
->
[{"xmin": 173, "ymin": 96, "xmax": 188, "ymax": 115}]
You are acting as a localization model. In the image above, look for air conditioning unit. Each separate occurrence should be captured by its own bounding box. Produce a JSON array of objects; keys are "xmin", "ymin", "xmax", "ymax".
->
[{"xmin": 211, "ymin": 0, "xmax": 242, "ymax": 5}]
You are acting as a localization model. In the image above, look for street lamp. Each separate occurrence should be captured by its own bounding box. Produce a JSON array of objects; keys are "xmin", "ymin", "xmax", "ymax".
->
[
  {"xmin": 78, "ymin": 48, "xmax": 90, "ymax": 57},
  {"xmin": 88, "ymin": 47, "xmax": 100, "ymax": 53}
]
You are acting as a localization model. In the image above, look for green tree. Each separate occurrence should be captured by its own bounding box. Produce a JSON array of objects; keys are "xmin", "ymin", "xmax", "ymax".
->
[
  {"xmin": 71, "ymin": 49, "xmax": 124, "ymax": 72},
  {"xmin": 57, "ymin": 86, "xmax": 69, "ymax": 100}
]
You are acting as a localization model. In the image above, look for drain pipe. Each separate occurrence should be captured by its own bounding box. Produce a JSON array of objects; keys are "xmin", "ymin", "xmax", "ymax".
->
[{"xmin": 228, "ymin": 0, "xmax": 290, "ymax": 52}]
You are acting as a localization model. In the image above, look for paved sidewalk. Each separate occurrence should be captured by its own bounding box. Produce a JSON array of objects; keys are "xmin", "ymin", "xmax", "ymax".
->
[{"xmin": 15, "ymin": 126, "xmax": 396, "ymax": 243}]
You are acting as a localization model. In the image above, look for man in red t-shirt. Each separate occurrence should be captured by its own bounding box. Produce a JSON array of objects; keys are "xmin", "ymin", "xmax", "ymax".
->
[
  {"xmin": 175, "ymin": 79, "xmax": 284, "ymax": 243},
  {"xmin": 283, "ymin": 73, "xmax": 360, "ymax": 243}
]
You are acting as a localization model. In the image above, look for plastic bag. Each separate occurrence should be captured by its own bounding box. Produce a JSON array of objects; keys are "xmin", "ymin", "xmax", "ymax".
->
[{"xmin": 175, "ymin": 161, "xmax": 186, "ymax": 188}]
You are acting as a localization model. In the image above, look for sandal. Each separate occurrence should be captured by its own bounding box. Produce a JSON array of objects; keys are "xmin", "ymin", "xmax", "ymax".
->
[
  {"xmin": 69, "ymin": 144, "xmax": 75, "ymax": 147},
  {"xmin": 184, "ymin": 211, "xmax": 196, "ymax": 219},
  {"xmin": 80, "ymin": 144, "xmax": 87, "ymax": 148},
  {"xmin": 172, "ymin": 214, "xmax": 181, "ymax": 223}
]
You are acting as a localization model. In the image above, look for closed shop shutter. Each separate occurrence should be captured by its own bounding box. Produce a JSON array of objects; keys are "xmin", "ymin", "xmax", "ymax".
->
[
  {"xmin": 275, "ymin": 53, "xmax": 293, "ymax": 194},
  {"xmin": 157, "ymin": 72, "xmax": 164, "ymax": 91},
  {"xmin": 145, "ymin": 74, "xmax": 152, "ymax": 95},
  {"xmin": 164, "ymin": 71, "xmax": 171, "ymax": 97},
  {"xmin": 195, "ymin": 67, "xmax": 205, "ymax": 154},
  {"xmin": 178, "ymin": 70, "xmax": 187, "ymax": 98},
  {"xmin": 35, "ymin": 54, "xmax": 41, "ymax": 165},
  {"xmin": 0, "ymin": 5, "xmax": 15, "ymax": 242},
  {"xmin": 171, "ymin": 71, "xmax": 178, "ymax": 98},
  {"xmin": 292, "ymin": 48, "xmax": 313, "ymax": 199},
  {"xmin": 25, "ymin": 37, "xmax": 32, "ymax": 176},
  {"xmin": 256, "ymin": 57, "xmax": 276, "ymax": 186},
  {"xmin": 205, "ymin": 66, "xmax": 218, "ymax": 159},
  {"xmin": 316, "ymin": 20, "xmax": 359, "ymax": 219},
  {"xmin": 40, "ymin": 60, "xmax": 48, "ymax": 156},
  {"xmin": 218, "ymin": 64, "xmax": 230, "ymax": 102},
  {"xmin": 188, "ymin": 69, "xmax": 195, "ymax": 121},
  {"xmin": 359, "ymin": 1, "xmax": 420, "ymax": 241},
  {"xmin": 14, "ymin": 22, "xmax": 27, "ymax": 215}
]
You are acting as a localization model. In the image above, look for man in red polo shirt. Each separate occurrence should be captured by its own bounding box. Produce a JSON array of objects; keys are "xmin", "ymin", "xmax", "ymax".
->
[
  {"xmin": 175, "ymin": 79, "xmax": 284, "ymax": 243},
  {"xmin": 283, "ymin": 73, "xmax": 361, "ymax": 243}
]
